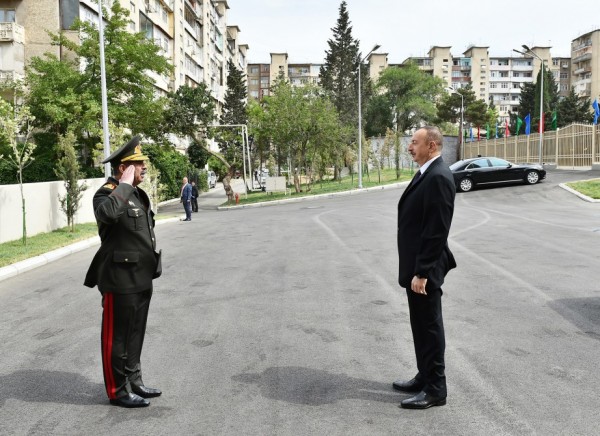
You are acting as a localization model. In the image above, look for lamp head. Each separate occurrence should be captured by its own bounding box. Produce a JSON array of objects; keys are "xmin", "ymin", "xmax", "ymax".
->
[
  {"xmin": 372, "ymin": 44, "xmax": 381, "ymax": 52},
  {"xmin": 522, "ymin": 44, "xmax": 531, "ymax": 51}
]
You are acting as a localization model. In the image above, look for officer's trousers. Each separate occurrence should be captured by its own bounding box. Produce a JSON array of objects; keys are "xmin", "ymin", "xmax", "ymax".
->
[{"xmin": 101, "ymin": 288, "xmax": 152, "ymax": 399}]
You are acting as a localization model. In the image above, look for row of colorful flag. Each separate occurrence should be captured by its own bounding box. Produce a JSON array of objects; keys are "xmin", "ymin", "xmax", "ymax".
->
[{"xmin": 465, "ymin": 99, "xmax": 600, "ymax": 141}]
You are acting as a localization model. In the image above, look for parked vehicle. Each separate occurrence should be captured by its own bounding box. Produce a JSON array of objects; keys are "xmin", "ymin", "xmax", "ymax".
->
[
  {"xmin": 207, "ymin": 170, "xmax": 217, "ymax": 189},
  {"xmin": 449, "ymin": 157, "xmax": 546, "ymax": 192}
]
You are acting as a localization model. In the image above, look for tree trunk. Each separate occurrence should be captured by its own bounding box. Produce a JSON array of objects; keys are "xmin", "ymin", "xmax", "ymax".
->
[{"xmin": 18, "ymin": 168, "xmax": 27, "ymax": 245}]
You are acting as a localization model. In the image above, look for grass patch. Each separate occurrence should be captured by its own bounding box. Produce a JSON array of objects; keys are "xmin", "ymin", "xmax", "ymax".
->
[
  {"xmin": 224, "ymin": 167, "xmax": 417, "ymax": 206},
  {"xmin": 0, "ymin": 223, "xmax": 99, "ymax": 268},
  {"xmin": 566, "ymin": 179, "xmax": 600, "ymax": 199}
]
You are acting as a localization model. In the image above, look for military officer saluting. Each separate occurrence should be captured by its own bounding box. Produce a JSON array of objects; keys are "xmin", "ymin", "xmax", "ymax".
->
[{"xmin": 84, "ymin": 136, "xmax": 162, "ymax": 408}]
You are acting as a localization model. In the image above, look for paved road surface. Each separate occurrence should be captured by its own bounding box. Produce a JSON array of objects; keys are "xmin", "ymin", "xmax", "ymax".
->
[{"xmin": 1, "ymin": 170, "xmax": 599, "ymax": 435}]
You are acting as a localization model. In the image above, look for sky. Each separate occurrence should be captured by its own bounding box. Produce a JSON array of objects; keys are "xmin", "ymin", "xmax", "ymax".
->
[{"xmin": 227, "ymin": 0, "xmax": 600, "ymax": 64}]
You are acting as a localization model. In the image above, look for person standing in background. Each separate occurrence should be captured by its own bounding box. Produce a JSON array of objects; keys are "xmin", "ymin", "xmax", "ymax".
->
[
  {"xmin": 191, "ymin": 181, "xmax": 199, "ymax": 213},
  {"xmin": 181, "ymin": 177, "xmax": 192, "ymax": 221}
]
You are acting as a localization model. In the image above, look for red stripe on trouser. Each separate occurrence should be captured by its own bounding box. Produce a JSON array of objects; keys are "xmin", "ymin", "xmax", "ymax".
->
[{"xmin": 102, "ymin": 293, "xmax": 117, "ymax": 399}]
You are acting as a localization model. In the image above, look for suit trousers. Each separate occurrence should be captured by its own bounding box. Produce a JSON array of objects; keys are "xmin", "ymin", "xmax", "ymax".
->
[
  {"xmin": 101, "ymin": 289, "xmax": 152, "ymax": 399},
  {"xmin": 183, "ymin": 200, "xmax": 192, "ymax": 220},
  {"xmin": 406, "ymin": 287, "xmax": 446, "ymax": 397}
]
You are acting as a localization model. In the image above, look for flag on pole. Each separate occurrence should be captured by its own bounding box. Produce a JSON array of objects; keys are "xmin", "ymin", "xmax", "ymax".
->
[
  {"xmin": 495, "ymin": 121, "xmax": 498, "ymax": 139},
  {"xmin": 470, "ymin": 127, "xmax": 474, "ymax": 142},
  {"xmin": 505, "ymin": 119, "xmax": 510, "ymax": 137},
  {"xmin": 540, "ymin": 112, "xmax": 545, "ymax": 133},
  {"xmin": 593, "ymin": 99, "xmax": 600, "ymax": 125},
  {"xmin": 477, "ymin": 126, "xmax": 480, "ymax": 141},
  {"xmin": 525, "ymin": 113, "xmax": 531, "ymax": 135},
  {"xmin": 516, "ymin": 117, "xmax": 523, "ymax": 135},
  {"xmin": 551, "ymin": 111, "xmax": 557, "ymax": 130},
  {"xmin": 486, "ymin": 123, "xmax": 490, "ymax": 139}
]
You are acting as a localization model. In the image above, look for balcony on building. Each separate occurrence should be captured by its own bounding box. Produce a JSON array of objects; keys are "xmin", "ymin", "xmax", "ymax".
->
[
  {"xmin": 572, "ymin": 52, "xmax": 592, "ymax": 63},
  {"xmin": 0, "ymin": 22, "xmax": 24, "ymax": 43}
]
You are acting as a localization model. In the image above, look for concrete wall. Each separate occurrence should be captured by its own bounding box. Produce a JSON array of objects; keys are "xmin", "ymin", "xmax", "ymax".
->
[{"xmin": 0, "ymin": 178, "xmax": 105, "ymax": 244}]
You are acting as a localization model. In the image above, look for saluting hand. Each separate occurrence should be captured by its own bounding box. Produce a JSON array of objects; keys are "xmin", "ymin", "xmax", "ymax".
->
[{"xmin": 120, "ymin": 164, "xmax": 135, "ymax": 186}]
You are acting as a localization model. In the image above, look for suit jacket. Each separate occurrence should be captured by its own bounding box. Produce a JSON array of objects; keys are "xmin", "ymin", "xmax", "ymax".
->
[
  {"xmin": 181, "ymin": 183, "xmax": 192, "ymax": 202},
  {"xmin": 397, "ymin": 157, "xmax": 457, "ymax": 290},
  {"xmin": 84, "ymin": 177, "xmax": 160, "ymax": 294}
]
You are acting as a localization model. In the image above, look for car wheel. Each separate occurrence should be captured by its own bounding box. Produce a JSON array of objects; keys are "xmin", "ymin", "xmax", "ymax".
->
[
  {"xmin": 458, "ymin": 178, "xmax": 473, "ymax": 192},
  {"xmin": 525, "ymin": 170, "xmax": 540, "ymax": 185}
]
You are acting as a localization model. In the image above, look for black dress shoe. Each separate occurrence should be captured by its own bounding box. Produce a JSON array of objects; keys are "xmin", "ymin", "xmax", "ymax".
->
[
  {"xmin": 109, "ymin": 393, "xmax": 150, "ymax": 408},
  {"xmin": 392, "ymin": 377, "xmax": 424, "ymax": 393},
  {"xmin": 400, "ymin": 391, "xmax": 446, "ymax": 409},
  {"xmin": 132, "ymin": 385, "xmax": 162, "ymax": 398}
]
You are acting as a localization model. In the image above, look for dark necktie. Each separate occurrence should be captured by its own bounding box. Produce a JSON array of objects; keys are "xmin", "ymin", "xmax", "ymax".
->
[{"xmin": 410, "ymin": 170, "xmax": 422, "ymax": 187}]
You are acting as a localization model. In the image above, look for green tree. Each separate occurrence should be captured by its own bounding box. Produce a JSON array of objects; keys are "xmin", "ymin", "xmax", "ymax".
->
[
  {"xmin": 0, "ymin": 100, "xmax": 36, "ymax": 245},
  {"xmin": 187, "ymin": 139, "xmax": 211, "ymax": 169},
  {"xmin": 465, "ymin": 99, "xmax": 490, "ymax": 132},
  {"xmin": 319, "ymin": 1, "xmax": 365, "ymax": 179},
  {"xmin": 218, "ymin": 60, "xmax": 248, "ymax": 164},
  {"xmin": 25, "ymin": 1, "xmax": 172, "ymax": 170},
  {"xmin": 365, "ymin": 93, "xmax": 393, "ymax": 137},
  {"xmin": 261, "ymin": 81, "xmax": 344, "ymax": 192},
  {"xmin": 375, "ymin": 63, "xmax": 444, "ymax": 134},
  {"xmin": 55, "ymin": 131, "xmax": 88, "ymax": 232},
  {"xmin": 556, "ymin": 88, "xmax": 592, "ymax": 126}
]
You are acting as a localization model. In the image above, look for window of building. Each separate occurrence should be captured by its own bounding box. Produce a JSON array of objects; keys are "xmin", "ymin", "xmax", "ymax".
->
[
  {"xmin": 250, "ymin": 67, "xmax": 259, "ymax": 74},
  {"xmin": 513, "ymin": 83, "xmax": 520, "ymax": 88},
  {"xmin": 501, "ymin": 83, "xmax": 508, "ymax": 88},
  {"xmin": 490, "ymin": 71, "xmax": 497, "ymax": 77},
  {"xmin": 499, "ymin": 72, "xmax": 508, "ymax": 77},
  {"xmin": 139, "ymin": 12, "xmax": 153, "ymax": 39},
  {"xmin": 250, "ymin": 90, "xmax": 259, "ymax": 98},
  {"xmin": 250, "ymin": 79, "xmax": 259, "ymax": 85},
  {"xmin": 513, "ymin": 72, "xmax": 521, "ymax": 77},
  {"xmin": 0, "ymin": 9, "xmax": 16, "ymax": 22},
  {"xmin": 560, "ymin": 72, "xmax": 568, "ymax": 79},
  {"xmin": 129, "ymin": 20, "xmax": 136, "ymax": 31},
  {"xmin": 524, "ymin": 72, "xmax": 532, "ymax": 78},
  {"xmin": 490, "ymin": 83, "xmax": 497, "ymax": 88},
  {"xmin": 130, "ymin": 2, "xmax": 136, "ymax": 14}
]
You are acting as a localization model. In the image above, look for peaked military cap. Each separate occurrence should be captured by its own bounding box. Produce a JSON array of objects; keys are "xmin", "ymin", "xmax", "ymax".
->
[{"xmin": 101, "ymin": 136, "xmax": 149, "ymax": 164}]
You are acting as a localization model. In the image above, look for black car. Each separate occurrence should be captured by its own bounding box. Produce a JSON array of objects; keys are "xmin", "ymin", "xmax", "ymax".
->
[{"xmin": 449, "ymin": 157, "xmax": 546, "ymax": 192}]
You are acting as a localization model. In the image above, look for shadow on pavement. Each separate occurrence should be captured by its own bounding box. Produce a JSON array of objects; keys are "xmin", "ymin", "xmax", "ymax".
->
[
  {"xmin": 0, "ymin": 369, "xmax": 105, "ymax": 406},
  {"xmin": 548, "ymin": 297, "xmax": 600, "ymax": 341},
  {"xmin": 232, "ymin": 366, "xmax": 401, "ymax": 406}
]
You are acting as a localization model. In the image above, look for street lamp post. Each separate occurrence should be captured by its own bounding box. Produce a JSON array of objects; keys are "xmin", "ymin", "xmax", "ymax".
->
[
  {"xmin": 446, "ymin": 87, "xmax": 464, "ymax": 159},
  {"xmin": 97, "ymin": 0, "xmax": 111, "ymax": 178},
  {"xmin": 514, "ymin": 45, "xmax": 544, "ymax": 165},
  {"xmin": 357, "ymin": 44, "xmax": 380, "ymax": 189}
]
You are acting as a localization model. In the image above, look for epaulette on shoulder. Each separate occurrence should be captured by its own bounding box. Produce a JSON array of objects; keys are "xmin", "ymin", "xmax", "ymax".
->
[{"xmin": 103, "ymin": 183, "xmax": 116, "ymax": 190}]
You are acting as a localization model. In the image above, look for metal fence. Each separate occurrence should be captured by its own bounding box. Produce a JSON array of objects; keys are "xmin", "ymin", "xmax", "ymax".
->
[{"xmin": 463, "ymin": 123, "xmax": 600, "ymax": 169}]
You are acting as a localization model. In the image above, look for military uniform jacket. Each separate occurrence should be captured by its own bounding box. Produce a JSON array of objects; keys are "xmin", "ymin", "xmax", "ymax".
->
[{"xmin": 84, "ymin": 177, "xmax": 161, "ymax": 294}]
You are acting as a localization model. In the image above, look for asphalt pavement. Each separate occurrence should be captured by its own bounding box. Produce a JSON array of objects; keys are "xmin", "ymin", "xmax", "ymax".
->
[{"xmin": 1, "ymin": 169, "xmax": 600, "ymax": 435}]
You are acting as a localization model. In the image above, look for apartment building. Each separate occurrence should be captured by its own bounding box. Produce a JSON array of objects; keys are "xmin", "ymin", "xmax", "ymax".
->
[
  {"xmin": 0, "ymin": 0, "xmax": 247, "ymax": 128},
  {"xmin": 246, "ymin": 52, "xmax": 322, "ymax": 99},
  {"xmin": 394, "ymin": 45, "xmax": 573, "ymax": 122},
  {"xmin": 571, "ymin": 29, "xmax": 600, "ymax": 101}
]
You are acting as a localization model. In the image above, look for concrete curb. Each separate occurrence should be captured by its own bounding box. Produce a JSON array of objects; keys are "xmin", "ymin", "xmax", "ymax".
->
[
  {"xmin": 217, "ymin": 181, "xmax": 410, "ymax": 210},
  {"xmin": 558, "ymin": 180, "xmax": 600, "ymax": 203},
  {"xmin": 0, "ymin": 217, "xmax": 179, "ymax": 284}
]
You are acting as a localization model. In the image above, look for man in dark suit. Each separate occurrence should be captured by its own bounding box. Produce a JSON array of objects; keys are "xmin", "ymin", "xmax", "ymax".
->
[
  {"xmin": 181, "ymin": 177, "xmax": 192, "ymax": 221},
  {"xmin": 191, "ymin": 181, "xmax": 199, "ymax": 213},
  {"xmin": 84, "ymin": 136, "xmax": 163, "ymax": 408},
  {"xmin": 394, "ymin": 126, "xmax": 457, "ymax": 409}
]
